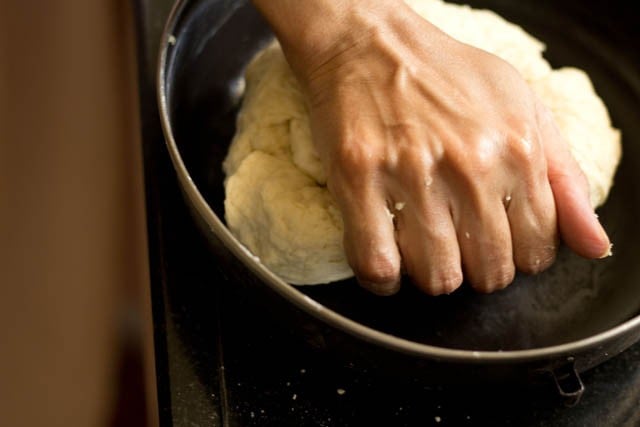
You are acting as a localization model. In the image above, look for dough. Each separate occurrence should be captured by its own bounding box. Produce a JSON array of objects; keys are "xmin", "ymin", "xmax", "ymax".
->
[{"xmin": 223, "ymin": 0, "xmax": 622, "ymax": 285}]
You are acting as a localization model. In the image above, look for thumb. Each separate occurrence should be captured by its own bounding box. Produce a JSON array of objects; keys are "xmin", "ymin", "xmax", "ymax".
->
[{"xmin": 539, "ymin": 104, "xmax": 611, "ymax": 259}]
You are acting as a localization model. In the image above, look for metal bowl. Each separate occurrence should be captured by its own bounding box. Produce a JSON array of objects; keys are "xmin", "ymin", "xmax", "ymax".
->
[{"xmin": 158, "ymin": 0, "xmax": 640, "ymax": 401}]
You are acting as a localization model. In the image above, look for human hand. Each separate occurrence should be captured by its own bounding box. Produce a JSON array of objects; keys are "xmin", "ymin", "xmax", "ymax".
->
[{"xmin": 253, "ymin": 0, "xmax": 611, "ymax": 295}]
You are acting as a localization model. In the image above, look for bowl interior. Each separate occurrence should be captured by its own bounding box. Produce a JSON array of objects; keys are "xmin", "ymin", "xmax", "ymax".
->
[{"xmin": 164, "ymin": 0, "xmax": 640, "ymax": 351}]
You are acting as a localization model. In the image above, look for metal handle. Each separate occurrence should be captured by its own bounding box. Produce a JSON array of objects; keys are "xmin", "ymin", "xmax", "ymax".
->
[{"xmin": 551, "ymin": 357, "xmax": 585, "ymax": 407}]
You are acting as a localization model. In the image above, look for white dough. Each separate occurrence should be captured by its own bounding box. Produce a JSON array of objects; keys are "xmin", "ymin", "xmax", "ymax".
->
[{"xmin": 223, "ymin": 0, "xmax": 621, "ymax": 285}]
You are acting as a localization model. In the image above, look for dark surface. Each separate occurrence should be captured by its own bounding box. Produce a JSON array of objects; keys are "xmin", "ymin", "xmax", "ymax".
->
[{"xmin": 134, "ymin": 0, "xmax": 640, "ymax": 425}]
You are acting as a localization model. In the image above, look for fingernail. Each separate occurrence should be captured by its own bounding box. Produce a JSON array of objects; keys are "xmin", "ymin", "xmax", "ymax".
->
[
  {"xmin": 598, "ymin": 243, "xmax": 614, "ymax": 259},
  {"xmin": 595, "ymin": 217, "xmax": 611, "ymax": 258}
]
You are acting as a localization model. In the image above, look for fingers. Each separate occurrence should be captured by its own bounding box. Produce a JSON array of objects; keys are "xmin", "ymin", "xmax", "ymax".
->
[
  {"xmin": 395, "ymin": 197, "xmax": 463, "ymax": 296},
  {"xmin": 506, "ymin": 161, "xmax": 559, "ymax": 274},
  {"xmin": 330, "ymin": 105, "xmax": 609, "ymax": 298},
  {"xmin": 538, "ymin": 105, "xmax": 611, "ymax": 259},
  {"xmin": 507, "ymin": 185, "xmax": 558, "ymax": 275},
  {"xmin": 454, "ymin": 195, "xmax": 515, "ymax": 293},
  {"xmin": 548, "ymin": 160, "xmax": 610, "ymax": 258},
  {"xmin": 332, "ymin": 180, "xmax": 402, "ymax": 296}
]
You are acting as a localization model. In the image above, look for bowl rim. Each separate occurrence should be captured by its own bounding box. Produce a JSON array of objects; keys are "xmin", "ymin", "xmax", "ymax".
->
[{"xmin": 156, "ymin": 0, "xmax": 640, "ymax": 364}]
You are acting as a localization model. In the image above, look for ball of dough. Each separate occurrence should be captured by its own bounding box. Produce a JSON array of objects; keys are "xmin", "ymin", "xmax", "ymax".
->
[{"xmin": 223, "ymin": 0, "xmax": 621, "ymax": 285}]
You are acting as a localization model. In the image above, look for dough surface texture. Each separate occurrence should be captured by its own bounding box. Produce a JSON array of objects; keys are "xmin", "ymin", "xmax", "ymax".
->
[{"xmin": 223, "ymin": 0, "xmax": 621, "ymax": 285}]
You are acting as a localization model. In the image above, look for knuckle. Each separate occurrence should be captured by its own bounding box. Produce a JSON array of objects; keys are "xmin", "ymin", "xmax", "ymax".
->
[
  {"xmin": 446, "ymin": 136, "xmax": 499, "ymax": 185},
  {"xmin": 331, "ymin": 137, "xmax": 378, "ymax": 177},
  {"xmin": 468, "ymin": 153, "xmax": 496, "ymax": 184},
  {"xmin": 473, "ymin": 264, "xmax": 515, "ymax": 293},
  {"xmin": 435, "ymin": 269, "xmax": 464, "ymax": 295},
  {"xmin": 354, "ymin": 254, "xmax": 399, "ymax": 289},
  {"xmin": 414, "ymin": 265, "xmax": 463, "ymax": 296},
  {"xmin": 382, "ymin": 140, "xmax": 436, "ymax": 188},
  {"xmin": 509, "ymin": 143, "xmax": 540, "ymax": 178},
  {"xmin": 509, "ymin": 134, "xmax": 537, "ymax": 167},
  {"xmin": 394, "ymin": 145, "xmax": 431, "ymax": 176},
  {"xmin": 506, "ymin": 134, "xmax": 547, "ymax": 186},
  {"xmin": 468, "ymin": 151, "xmax": 497, "ymax": 179}
]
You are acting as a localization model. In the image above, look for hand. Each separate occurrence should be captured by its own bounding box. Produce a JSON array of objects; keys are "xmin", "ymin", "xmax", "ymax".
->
[{"xmin": 253, "ymin": 0, "xmax": 611, "ymax": 295}]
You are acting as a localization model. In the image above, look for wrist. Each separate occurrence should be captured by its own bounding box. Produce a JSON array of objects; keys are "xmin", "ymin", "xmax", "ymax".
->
[{"xmin": 252, "ymin": 0, "xmax": 405, "ymax": 81}]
